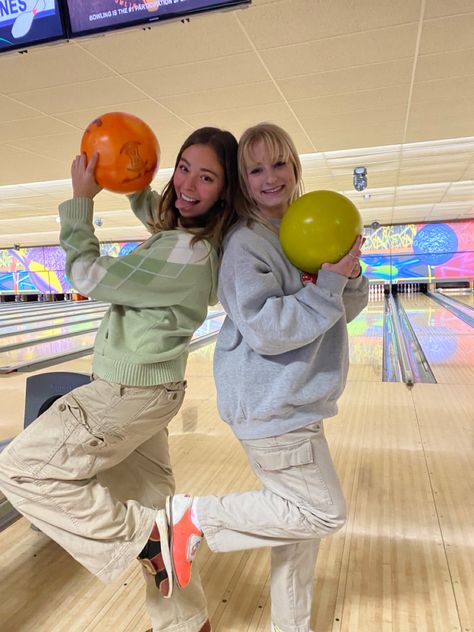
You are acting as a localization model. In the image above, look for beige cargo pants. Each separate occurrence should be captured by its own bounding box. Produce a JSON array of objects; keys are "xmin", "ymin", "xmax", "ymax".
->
[
  {"xmin": 197, "ymin": 421, "xmax": 347, "ymax": 632},
  {"xmin": 0, "ymin": 377, "xmax": 208, "ymax": 632}
]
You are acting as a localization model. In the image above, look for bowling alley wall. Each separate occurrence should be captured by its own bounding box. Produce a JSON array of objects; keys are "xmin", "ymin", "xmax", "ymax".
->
[
  {"xmin": 0, "ymin": 241, "xmax": 140, "ymax": 296},
  {"xmin": 361, "ymin": 220, "xmax": 473, "ymax": 284},
  {"xmin": 0, "ymin": 220, "xmax": 473, "ymax": 296}
]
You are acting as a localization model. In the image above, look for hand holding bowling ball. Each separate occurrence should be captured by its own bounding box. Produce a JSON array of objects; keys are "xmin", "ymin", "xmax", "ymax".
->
[
  {"xmin": 80, "ymin": 112, "xmax": 160, "ymax": 194},
  {"xmin": 321, "ymin": 234, "xmax": 364, "ymax": 278},
  {"xmin": 71, "ymin": 153, "xmax": 102, "ymax": 200},
  {"xmin": 279, "ymin": 190, "xmax": 364, "ymax": 273}
]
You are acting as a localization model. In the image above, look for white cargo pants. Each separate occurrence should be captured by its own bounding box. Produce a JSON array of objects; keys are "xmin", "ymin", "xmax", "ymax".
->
[{"xmin": 197, "ymin": 421, "xmax": 346, "ymax": 632}]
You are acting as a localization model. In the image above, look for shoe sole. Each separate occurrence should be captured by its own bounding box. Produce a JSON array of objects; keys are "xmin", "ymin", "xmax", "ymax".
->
[
  {"xmin": 166, "ymin": 495, "xmax": 187, "ymax": 589},
  {"xmin": 155, "ymin": 509, "xmax": 173, "ymax": 599}
]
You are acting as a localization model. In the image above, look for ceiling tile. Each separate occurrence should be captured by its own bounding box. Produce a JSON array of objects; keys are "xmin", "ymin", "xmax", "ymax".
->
[
  {"xmin": 424, "ymin": 1, "xmax": 474, "ymax": 19},
  {"xmin": 0, "ymin": 117, "xmax": 77, "ymax": 143},
  {"xmin": 127, "ymin": 52, "xmax": 268, "ymax": 98},
  {"xmin": 415, "ymin": 48, "xmax": 474, "ymax": 82},
  {"xmin": 0, "ymin": 95, "xmax": 41, "ymax": 122},
  {"xmin": 78, "ymin": 12, "xmax": 251, "ymax": 73},
  {"xmin": 420, "ymin": 12, "xmax": 474, "ymax": 54},
  {"xmin": 10, "ymin": 77, "xmax": 146, "ymax": 115},
  {"xmin": 260, "ymin": 24, "xmax": 418, "ymax": 79},
  {"xmin": 158, "ymin": 82, "xmax": 282, "ymax": 116},
  {"xmin": 278, "ymin": 59, "xmax": 413, "ymax": 101},
  {"xmin": 238, "ymin": 0, "xmax": 420, "ymax": 48},
  {"xmin": 1, "ymin": 42, "xmax": 113, "ymax": 94}
]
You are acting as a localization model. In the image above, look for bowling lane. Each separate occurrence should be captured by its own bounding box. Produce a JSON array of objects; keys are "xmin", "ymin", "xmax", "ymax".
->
[
  {"xmin": 0, "ymin": 313, "xmax": 225, "ymax": 374},
  {"xmin": 0, "ymin": 301, "xmax": 59, "ymax": 313},
  {"xmin": 0, "ymin": 315, "xmax": 225, "ymax": 441},
  {"xmin": 0, "ymin": 309, "xmax": 107, "ymax": 338},
  {"xmin": 0, "ymin": 303, "xmax": 108, "ymax": 328},
  {"xmin": 1, "ymin": 304, "xmax": 223, "ymax": 337},
  {"xmin": 449, "ymin": 291, "xmax": 474, "ymax": 308},
  {"xmin": 398, "ymin": 293, "xmax": 474, "ymax": 385},
  {"xmin": 0, "ymin": 300, "xmax": 102, "ymax": 318},
  {"xmin": 0, "ymin": 332, "xmax": 97, "ymax": 373},
  {"xmin": 0, "ymin": 302, "xmax": 219, "ymax": 330},
  {"xmin": 0, "ymin": 318, "xmax": 103, "ymax": 352},
  {"xmin": 347, "ymin": 297, "xmax": 385, "ymax": 382}
]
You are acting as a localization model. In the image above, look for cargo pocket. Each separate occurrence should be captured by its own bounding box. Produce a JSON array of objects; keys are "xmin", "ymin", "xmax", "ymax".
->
[
  {"xmin": 64, "ymin": 395, "xmax": 123, "ymax": 452},
  {"xmin": 251, "ymin": 439, "xmax": 313, "ymax": 471},
  {"xmin": 244, "ymin": 437, "xmax": 333, "ymax": 506},
  {"xmin": 51, "ymin": 394, "xmax": 128, "ymax": 478}
]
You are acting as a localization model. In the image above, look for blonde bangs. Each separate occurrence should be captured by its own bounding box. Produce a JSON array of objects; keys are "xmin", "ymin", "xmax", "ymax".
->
[
  {"xmin": 238, "ymin": 123, "xmax": 303, "ymax": 220},
  {"xmin": 242, "ymin": 132, "xmax": 291, "ymax": 169}
]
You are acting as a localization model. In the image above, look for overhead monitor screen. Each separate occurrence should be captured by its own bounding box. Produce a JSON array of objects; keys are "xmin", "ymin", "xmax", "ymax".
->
[
  {"xmin": 0, "ymin": 0, "xmax": 66, "ymax": 53},
  {"xmin": 65, "ymin": 0, "xmax": 251, "ymax": 36}
]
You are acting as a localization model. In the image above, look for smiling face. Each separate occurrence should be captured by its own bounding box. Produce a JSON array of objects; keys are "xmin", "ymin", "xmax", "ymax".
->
[
  {"xmin": 243, "ymin": 139, "xmax": 297, "ymax": 220},
  {"xmin": 173, "ymin": 144, "xmax": 225, "ymax": 219}
]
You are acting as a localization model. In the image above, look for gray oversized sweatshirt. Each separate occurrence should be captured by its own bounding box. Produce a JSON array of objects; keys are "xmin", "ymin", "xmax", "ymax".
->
[{"xmin": 214, "ymin": 220, "xmax": 369, "ymax": 440}]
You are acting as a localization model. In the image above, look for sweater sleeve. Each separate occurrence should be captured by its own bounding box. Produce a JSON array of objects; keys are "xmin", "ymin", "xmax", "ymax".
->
[
  {"xmin": 342, "ymin": 274, "xmax": 369, "ymax": 322},
  {"xmin": 218, "ymin": 232, "xmax": 349, "ymax": 356},
  {"xmin": 59, "ymin": 197, "xmax": 217, "ymax": 309},
  {"xmin": 127, "ymin": 186, "xmax": 160, "ymax": 234}
]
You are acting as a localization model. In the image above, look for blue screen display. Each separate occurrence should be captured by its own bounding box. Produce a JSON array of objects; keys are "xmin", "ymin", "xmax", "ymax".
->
[
  {"xmin": 0, "ymin": 0, "xmax": 65, "ymax": 52},
  {"xmin": 66, "ymin": 0, "xmax": 250, "ymax": 35}
]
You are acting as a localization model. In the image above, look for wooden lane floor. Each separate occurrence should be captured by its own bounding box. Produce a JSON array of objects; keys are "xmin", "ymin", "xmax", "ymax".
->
[
  {"xmin": 0, "ymin": 306, "xmax": 473, "ymax": 631},
  {"xmin": 0, "ymin": 319, "xmax": 103, "ymax": 352},
  {"xmin": 0, "ymin": 311, "xmax": 225, "ymax": 374},
  {"xmin": 0, "ymin": 312, "xmax": 226, "ymax": 440},
  {"xmin": 0, "ymin": 299, "xmax": 384, "ymax": 439},
  {"xmin": 0, "ymin": 308, "xmax": 107, "ymax": 338},
  {"xmin": 0, "ymin": 331, "xmax": 98, "ymax": 374},
  {"xmin": 0, "ymin": 301, "xmax": 108, "ymax": 326},
  {"xmin": 398, "ymin": 293, "xmax": 474, "ymax": 385},
  {"xmin": 411, "ymin": 383, "xmax": 473, "ymax": 632},
  {"xmin": 449, "ymin": 291, "xmax": 474, "ymax": 308},
  {"xmin": 346, "ymin": 298, "xmax": 385, "ymax": 383}
]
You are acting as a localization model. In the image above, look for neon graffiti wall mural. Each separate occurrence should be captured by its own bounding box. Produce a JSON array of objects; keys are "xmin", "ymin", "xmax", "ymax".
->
[
  {"xmin": 0, "ymin": 242, "xmax": 140, "ymax": 294},
  {"xmin": 0, "ymin": 221, "xmax": 472, "ymax": 294},
  {"xmin": 361, "ymin": 220, "xmax": 473, "ymax": 283}
]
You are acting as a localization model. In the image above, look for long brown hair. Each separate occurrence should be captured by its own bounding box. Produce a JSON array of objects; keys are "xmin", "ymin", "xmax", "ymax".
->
[
  {"xmin": 155, "ymin": 127, "xmax": 240, "ymax": 250},
  {"xmin": 238, "ymin": 122, "xmax": 303, "ymax": 230}
]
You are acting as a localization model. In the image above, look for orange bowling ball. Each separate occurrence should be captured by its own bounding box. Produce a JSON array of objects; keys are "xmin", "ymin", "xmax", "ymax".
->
[
  {"xmin": 280, "ymin": 190, "xmax": 363, "ymax": 273},
  {"xmin": 80, "ymin": 112, "xmax": 160, "ymax": 194}
]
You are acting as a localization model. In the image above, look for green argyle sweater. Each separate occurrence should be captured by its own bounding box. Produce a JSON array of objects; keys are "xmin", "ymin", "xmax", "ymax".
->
[{"xmin": 58, "ymin": 192, "xmax": 218, "ymax": 386}]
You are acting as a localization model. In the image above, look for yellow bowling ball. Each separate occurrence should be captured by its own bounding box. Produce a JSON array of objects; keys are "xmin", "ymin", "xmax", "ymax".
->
[{"xmin": 280, "ymin": 190, "xmax": 363, "ymax": 273}]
